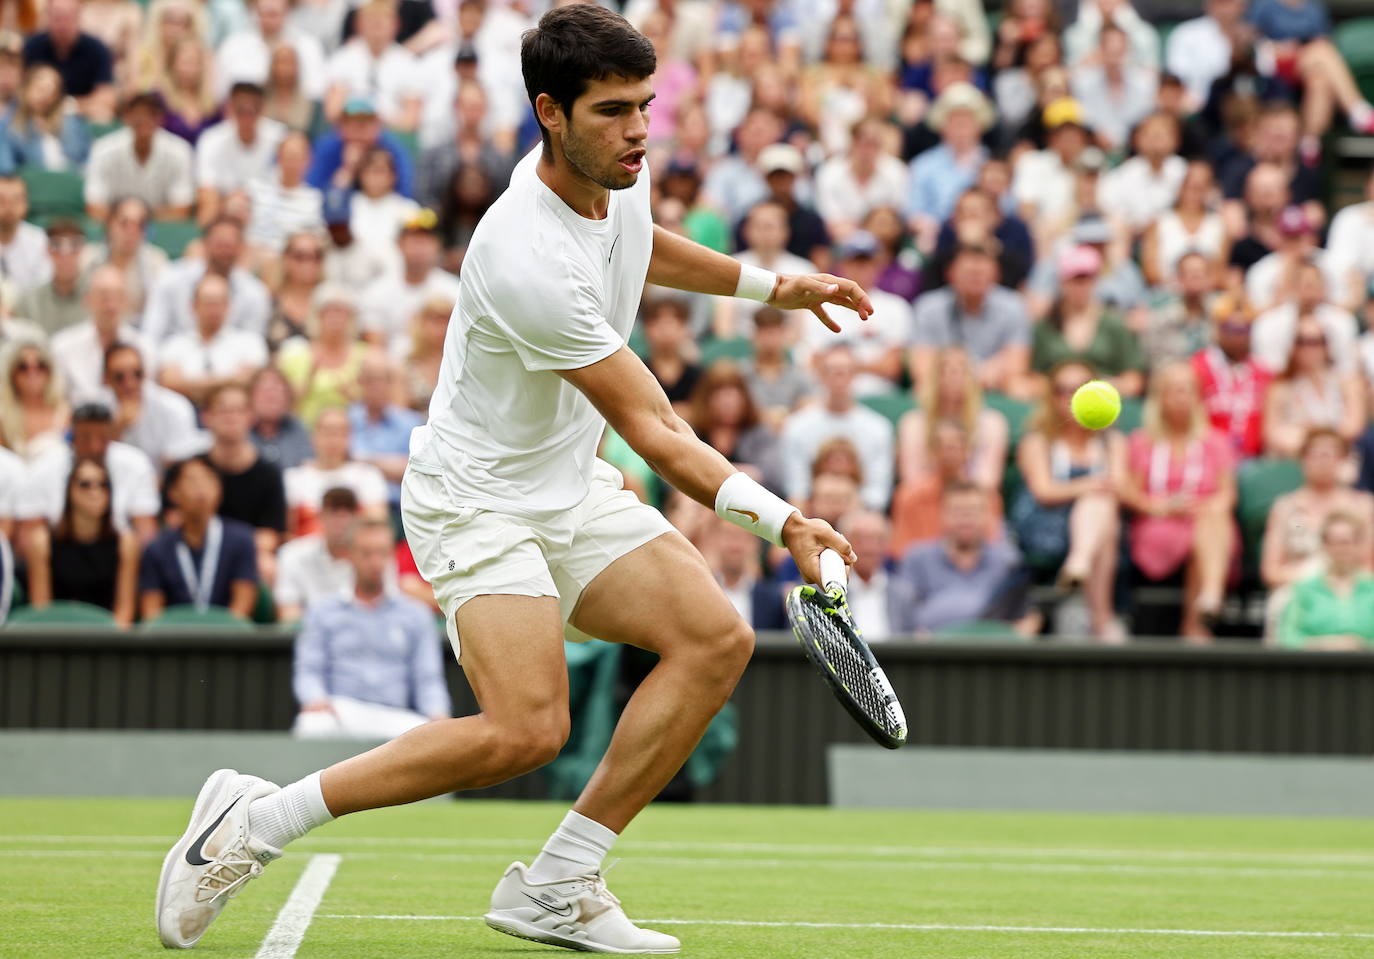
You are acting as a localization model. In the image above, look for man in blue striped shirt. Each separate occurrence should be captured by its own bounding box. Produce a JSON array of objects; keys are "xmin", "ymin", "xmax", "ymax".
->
[{"xmin": 292, "ymin": 518, "xmax": 450, "ymax": 738}]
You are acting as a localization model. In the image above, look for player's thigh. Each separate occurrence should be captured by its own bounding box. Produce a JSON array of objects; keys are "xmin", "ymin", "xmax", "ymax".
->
[
  {"xmin": 569, "ymin": 529, "xmax": 753, "ymax": 663},
  {"xmin": 454, "ymin": 594, "xmax": 570, "ymax": 732}
]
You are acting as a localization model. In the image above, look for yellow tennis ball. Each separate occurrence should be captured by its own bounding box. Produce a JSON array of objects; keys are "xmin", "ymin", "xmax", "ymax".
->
[{"xmin": 1071, "ymin": 380, "xmax": 1121, "ymax": 430}]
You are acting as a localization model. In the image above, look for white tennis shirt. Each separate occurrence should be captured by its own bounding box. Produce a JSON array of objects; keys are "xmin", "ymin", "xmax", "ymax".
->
[{"xmin": 409, "ymin": 147, "xmax": 653, "ymax": 518}]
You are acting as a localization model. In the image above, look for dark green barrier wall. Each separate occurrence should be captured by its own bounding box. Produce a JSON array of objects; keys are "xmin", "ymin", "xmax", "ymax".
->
[{"xmin": 4, "ymin": 631, "xmax": 1374, "ymax": 804}]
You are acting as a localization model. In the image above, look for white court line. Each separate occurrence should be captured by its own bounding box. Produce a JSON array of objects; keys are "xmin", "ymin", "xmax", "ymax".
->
[
  {"xmin": 9, "ymin": 833, "xmax": 1374, "ymax": 867},
  {"xmin": 3, "ymin": 848, "xmax": 1374, "ymax": 880},
  {"xmin": 316, "ymin": 913, "xmax": 1374, "ymax": 940},
  {"xmin": 254, "ymin": 854, "xmax": 341, "ymax": 959}
]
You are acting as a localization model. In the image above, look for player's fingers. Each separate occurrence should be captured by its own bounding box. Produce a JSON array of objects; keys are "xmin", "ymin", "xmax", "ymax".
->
[
  {"xmin": 810, "ymin": 302, "xmax": 839, "ymax": 332},
  {"xmin": 820, "ymin": 529, "xmax": 857, "ymax": 565},
  {"xmin": 828, "ymin": 276, "xmax": 872, "ymax": 319}
]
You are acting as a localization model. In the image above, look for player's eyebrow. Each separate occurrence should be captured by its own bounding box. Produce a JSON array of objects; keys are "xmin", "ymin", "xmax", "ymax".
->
[{"xmin": 590, "ymin": 93, "xmax": 657, "ymax": 110}]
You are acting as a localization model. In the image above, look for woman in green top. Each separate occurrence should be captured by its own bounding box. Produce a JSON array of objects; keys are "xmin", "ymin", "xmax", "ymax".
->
[
  {"xmin": 1279, "ymin": 512, "xmax": 1374, "ymax": 649},
  {"xmin": 1032, "ymin": 245, "xmax": 1145, "ymax": 398}
]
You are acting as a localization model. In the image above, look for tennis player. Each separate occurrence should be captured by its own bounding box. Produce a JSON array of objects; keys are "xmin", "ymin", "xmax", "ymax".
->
[{"xmin": 156, "ymin": 5, "xmax": 870, "ymax": 953}]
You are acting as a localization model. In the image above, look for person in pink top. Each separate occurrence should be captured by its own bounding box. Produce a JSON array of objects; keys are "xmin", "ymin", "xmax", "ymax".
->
[{"xmin": 1113, "ymin": 361, "xmax": 1238, "ymax": 641}]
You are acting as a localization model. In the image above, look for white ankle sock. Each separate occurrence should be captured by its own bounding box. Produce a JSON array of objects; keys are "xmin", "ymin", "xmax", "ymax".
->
[
  {"xmin": 527, "ymin": 810, "xmax": 618, "ymax": 882},
  {"xmin": 247, "ymin": 771, "xmax": 335, "ymax": 849}
]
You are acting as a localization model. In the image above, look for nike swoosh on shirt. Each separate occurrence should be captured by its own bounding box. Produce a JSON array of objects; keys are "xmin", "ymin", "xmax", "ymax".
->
[
  {"xmin": 185, "ymin": 796, "xmax": 241, "ymax": 866},
  {"xmin": 522, "ymin": 892, "xmax": 573, "ymax": 917},
  {"xmin": 728, "ymin": 507, "xmax": 760, "ymax": 524}
]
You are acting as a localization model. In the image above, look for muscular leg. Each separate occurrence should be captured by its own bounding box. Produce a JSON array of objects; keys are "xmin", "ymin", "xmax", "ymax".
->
[
  {"xmin": 567, "ymin": 531, "xmax": 753, "ymax": 833},
  {"xmin": 320, "ymin": 595, "xmax": 570, "ymax": 816}
]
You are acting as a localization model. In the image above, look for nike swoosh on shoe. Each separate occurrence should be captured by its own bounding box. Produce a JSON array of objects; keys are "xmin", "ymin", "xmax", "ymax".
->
[{"xmin": 185, "ymin": 797, "xmax": 241, "ymax": 867}]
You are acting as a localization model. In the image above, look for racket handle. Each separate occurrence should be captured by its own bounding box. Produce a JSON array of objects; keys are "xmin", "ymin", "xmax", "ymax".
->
[{"xmin": 819, "ymin": 548, "xmax": 848, "ymax": 592}]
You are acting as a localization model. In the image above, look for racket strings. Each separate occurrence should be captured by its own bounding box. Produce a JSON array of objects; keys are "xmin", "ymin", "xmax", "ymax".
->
[{"xmin": 807, "ymin": 605, "xmax": 897, "ymax": 733}]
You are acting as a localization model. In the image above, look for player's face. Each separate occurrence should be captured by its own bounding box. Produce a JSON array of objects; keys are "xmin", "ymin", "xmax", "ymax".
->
[{"xmin": 559, "ymin": 75, "xmax": 654, "ymax": 191}]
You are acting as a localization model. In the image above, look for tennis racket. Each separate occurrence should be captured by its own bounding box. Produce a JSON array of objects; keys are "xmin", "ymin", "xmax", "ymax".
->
[{"xmin": 786, "ymin": 549, "xmax": 908, "ymax": 750}]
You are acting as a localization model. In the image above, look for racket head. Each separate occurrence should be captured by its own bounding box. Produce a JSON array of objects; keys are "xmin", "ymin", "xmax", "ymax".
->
[{"xmin": 786, "ymin": 584, "xmax": 908, "ymax": 749}]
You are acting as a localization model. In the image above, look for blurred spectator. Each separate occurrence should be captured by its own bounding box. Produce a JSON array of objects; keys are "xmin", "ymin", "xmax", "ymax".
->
[
  {"xmin": 750, "ymin": 142, "xmax": 831, "ymax": 268},
  {"xmin": 1193, "ymin": 295, "xmax": 1273, "ymax": 460},
  {"xmin": 1070, "ymin": 22, "xmax": 1157, "ymax": 151},
  {"xmin": 992, "ymin": 21, "xmax": 1063, "ymax": 139},
  {"xmin": 261, "ymin": 43, "xmax": 315, "ymax": 133},
  {"xmin": 139, "ymin": 456, "xmax": 258, "ymax": 619},
  {"xmin": 700, "ymin": 106, "xmax": 782, "ymax": 226},
  {"xmin": 277, "ymin": 283, "xmax": 367, "ymax": 424},
  {"xmin": 1262, "ymin": 315, "xmax": 1366, "ymax": 459},
  {"xmin": 291, "ymin": 518, "xmax": 450, "ymax": 738},
  {"xmin": 689, "ymin": 360, "xmax": 782, "ymax": 493},
  {"xmin": 740, "ymin": 305, "xmax": 813, "ymax": 427},
  {"xmin": 906, "ymin": 82, "xmax": 991, "ymax": 250},
  {"xmin": 216, "ymin": 0, "xmax": 326, "ymax": 103},
  {"xmin": 1327, "ymin": 167, "xmax": 1374, "ymax": 308},
  {"xmin": 815, "ymin": 117, "xmax": 908, "ymax": 243},
  {"xmin": 780, "ymin": 343, "xmax": 893, "ymax": 511},
  {"xmin": 1278, "ymin": 512, "xmax": 1374, "ymax": 648},
  {"xmin": 155, "ymin": 37, "xmax": 219, "ymax": 144},
  {"xmin": 1012, "ymin": 97, "xmax": 1091, "ymax": 239},
  {"xmin": 1140, "ymin": 161, "xmax": 1228, "ymax": 288},
  {"xmin": 417, "ymin": 80, "xmax": 516, "ymax": 212},
  {"xmin": 1245, "ymin": 207, "xmax": 1342, "ymax": 312},
  {"xmin": 637, "ymin": 8, "xmax": 695, "ymax": 145},
  {"xmin": 910, "ymin": 241, "xmax": 1031, "ymax": 394},
  {"xmin": 837, "ymin": 509, "xmax": 895, "ymax": 639},
  {"xmin": 1063, "ymin": 0, "xmax": 1158, "ymax": 69},
  {"xmin": 807, "ymin": 468, "xmax": 862, "ymax": 530},
  {"xmin": 1097, "ymin": 113, "xmax": 1184, "ymax": 238},
  {"xmin": 285, "ymin": 405, "xmax": 388, "ymax": 535},
  {"xmin": 0, "ymin": 337, "xmax": 68, "ymax": 459},
  {"xmin": 800, "ymin": 13, "xmax": 891, "ymax": 155},
  {"xmin": 51, "ymin": 264, "xmax": 151, "ymax": 403},
  {"xmin": 79, "ymin": 0, "xmax": 141, "ymax": 92},
  {"xmin": 143, "ymin": 215, "xmax": 271, "ymax": 344},
  {"xmin": 705, "ymin": 517, "xmax": 786, "ymax": 630},
  {"xmin": 264, "ymin": 229, "xmax": 325, "ymax": 350},
  {"xmin": 658, "ymin": 155, "xmax": 729, "ymax": 254},
  {"xmin": 643, "ymin": 295, "xmax": 701, "ymax": 414},
  {"xmin": 402, "ymin": 295, "xmax": 449, "ymax": 413},
  {"xmin": 1032, "ymin": 245, "xmax": 1145, "ymax": 399},
  {"xmin": 246, "ymin": 133, "xmax": 324, "ymax": 258},
  {"xmin": 275, "ymin": 485, "xmax": 363, "ymax": 621},
  {"xmin": 158, "ymin": 273, "xmax": 268, "ymax": 406},
  {"xmin": 133, "ymin": 0, "xmax": 204, "ymax": 93},
  {"xmin": 22, "ymin": 0, "xmax": 115, "ymax": 121},
  {"xmin": 323, "ymin": 0, "xmax": 421, "ymax": 131},
  {"xmin": 714, "ymin": 200, "xmax": 816, "ymax": 338},
  {"xmin": 897, "ymin": 346, "xmax": 1007, "ymax": 489},
  {"xmin": 24, "ymin": 456, "xmax": 139, "ymax": 625},
  {"xmin": 0, "ymin": 64, "xmax": 89, "ymax": 172},
  {"xmin": 84, "ymin": 93, "xmax": 193, "ymax": 220},
  {"xmin": 1252, "ymin": 260, "xmax": 1359, "ymax": 373},
  {"xmin": 1116, "ymin": 362, "xmax": 1237, "ymax": 641},
  {"xmin": 1011, "ymin": 360, "xmax": 1126, "ymax": 640},
  {"xmin": 0, "ymin": 35, "xmax": 19, "ymax": 124},
  {"xmin": 100, "ymin": 341, "xmax": 205, "ymax": 467},
  {"xmin": 201, "ymin": 382, "xmax": 288, "ymax": 577},
  {"xmin": 436, "ymin": 163, "xmax": 498, "ymax": 274},
  {"xmin": 16, "ymin": 401, "xmax": 158, "ymax": 540},
  {"xmin": 1029, "ymin": 216, "xmax": 1149, "ymax": 319},
  {"xmin": 348, "ymin": 146, "xmax": 420, "ymax": 257},
  {"xmin": 0, "ymin": 175, "xmax": 51, "ymax": 290},
  {"xmin": 0, "ymin": 439, "xmax": 18, "ymax": 540},
  {"xmin": 1360, "ymin": 428, "xmax": 1374, "ymax": 495},
  {"xmin": 1220, "ymin": 105, "xmax": 1323, "ymax": 235},
  {"xmin": 15, "ymin": 219, "xmax": 86, "ymax": 336},
  {"xmin": 1167, "ymin": 0, "xmax": 1246, "ymax": 108},
  {"xmin": 890, "ymin": 417, "xmax": 1004, "ymax": 556},
  {"xmin": 80, "ymin": 197, "xmax": 167, "ymax": 315},
  {"xmin": 1227, "ymin": 162, "xmax": 1290, "ymax": 273},
  {"xmin": 248, "ymin": 365, "xmax": 312, "ymax": 470},
  {"xmin": 890, "ymin": 481, "xmax": 1034, "ymax": 636},
  {"xmin": 863, "ymin": 205, "xmax": 923, "ymax": 301},
  {"xmin": 1142, "ymin": 252, "xmax": 1217, "ymax": 371},
  {"xmin": 196, "ymin": 81, "xmax": 286, "ymax": 222},
  {"xmin": 359, "ymin": 210, "xmax": 460, "ymax": 357},
  {"xmin": 307, "ymin": 95, "xmax": 415, "ymax": 199},
  {"xmin": 928, "ymin": 186, "xmax": 1033, "ymax": 291},
  {"xmin": 348, "ymin": 350, "xmax": 421, "ymax": 511}
]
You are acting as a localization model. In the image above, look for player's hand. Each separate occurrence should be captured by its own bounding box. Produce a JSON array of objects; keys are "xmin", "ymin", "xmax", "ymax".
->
[
  {"xmin": 782, "ymin": 512, "xmax": 857, "ymax": 587},
  {"xmin": 769, "ymin": 273, "xmax": 873, "ymax": 333}
]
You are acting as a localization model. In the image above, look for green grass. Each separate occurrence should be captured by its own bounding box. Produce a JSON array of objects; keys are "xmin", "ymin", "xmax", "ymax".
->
[{"xmin": 5, "ymin": 798, "xmax": 1374, "ymax": 958}]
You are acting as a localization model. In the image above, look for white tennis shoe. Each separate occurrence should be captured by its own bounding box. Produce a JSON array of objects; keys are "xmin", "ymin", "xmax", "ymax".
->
[
  {"xmin": 155, "ymin": 768, "xmax": 283, "ymax": 949},
  {"xmin": 485, "ymin": 861, "xmax": 680, "ymax": 954}
]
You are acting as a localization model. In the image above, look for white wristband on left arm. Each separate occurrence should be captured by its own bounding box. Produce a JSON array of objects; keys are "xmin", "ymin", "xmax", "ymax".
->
[
  {"xmin": 734, "ymin": 263, "xmax": 778, "ymax": 302},
  {"xmin": 714, "ymin": 471, "xmax": 799, "ymax": 547}
]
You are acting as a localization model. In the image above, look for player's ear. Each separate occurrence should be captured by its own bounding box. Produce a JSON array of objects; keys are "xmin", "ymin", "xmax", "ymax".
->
[{"xmin": 535, "ymin": 92, "xmax": 565, "ymax": 137}]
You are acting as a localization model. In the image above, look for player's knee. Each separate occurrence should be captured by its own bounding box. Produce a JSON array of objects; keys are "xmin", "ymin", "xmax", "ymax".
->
[
  {"xmin": 492, "ymin": 714, "xmax": 570, "ymax": 774},
  {"xmin": 706, "ymin": 617, "xmax": 755, "ymax": 684}
]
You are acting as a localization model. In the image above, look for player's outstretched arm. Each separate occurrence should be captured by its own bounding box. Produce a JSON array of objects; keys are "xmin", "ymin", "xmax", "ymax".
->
[
  {"xmin": 561, "ymin": 346, "xmax": 854, "ymax": 584},
  {"xmin": 646, "ymin": 224, "xmax": 873, "ymax": 332}
]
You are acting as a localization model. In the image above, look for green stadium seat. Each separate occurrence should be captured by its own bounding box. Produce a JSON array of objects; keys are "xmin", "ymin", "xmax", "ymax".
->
[
  {"xmin": 859, "ymin": 391, "xmax": 916, "ymax": 427},
  {"xmin": 1115, "ymin": 396, "xmax": 1144, "ymax": 434},
  {"xmin": 928, "ymin": 620, "xmax": 1031, "ymax": 642},
  {"xmin": 7, "ymin": 601, "xmax": 117, "ymax": 627},
  {"xmin": 251, "ymin": 584, "xmax": 276, "ymax": 625},
  {"xmin": 21, "ymin": 169, "xmax": 85, "ymax": 221},
  {"xmin": 699, "ymin": 338, "xmax": 753, "ymax": 366},
  {"xmin": 142, "ymin": 605, "xmax": 255, "ymax": 632},
  {"xmin": 984, "ymin": 391, "xmax": 1033, "ymax": 444},
  {"xmin": 1236, "ymin": 457, "xmax": 1304, "ymax": 575},
  {"xmin": 387, "ymin": 127, "xmax": 420, "ymax": 166},
  {"xmin": 149, "ymin": 219, "xmax": 201, "ymax": 259},
  {"xmin": 1335, "ymin": 18, "xmax": 1374, "ymax": 103}
]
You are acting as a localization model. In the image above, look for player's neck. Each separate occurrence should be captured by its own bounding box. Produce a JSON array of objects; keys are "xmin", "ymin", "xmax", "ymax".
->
[{"xmin": 537, "ymin": 153, "xmax": 611, "ymax": 221}]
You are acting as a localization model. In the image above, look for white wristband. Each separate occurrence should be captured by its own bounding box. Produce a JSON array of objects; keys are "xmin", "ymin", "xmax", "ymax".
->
[
  {"xmin": 734, "ymin": 263, "xmax": 777, "ymax": 302},
  {"xmin": 714, "ymin": 471, "xmax": 798, "ymax": 547}
]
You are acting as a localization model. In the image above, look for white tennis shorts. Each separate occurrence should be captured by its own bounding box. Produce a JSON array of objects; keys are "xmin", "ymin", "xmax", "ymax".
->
[{"xmin": 400, "ymin": 458, "xmax": 674, "ymax": 659}]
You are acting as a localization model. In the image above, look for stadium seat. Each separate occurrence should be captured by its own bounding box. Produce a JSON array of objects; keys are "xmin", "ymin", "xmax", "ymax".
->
[
  {"xmin": 142, "ymin": 605, "xmax": 256, "ymax": 632},
  {"xmin": 1335, "ymin": 18, "xmax": 1374, "ymax": 104},
  {"xmin": 1236, "ymin": 458, "xmax": 1304, "ymax": 575},
  {"xmin": 984, "ymin": 391, "xmax": 1032, "ymax": 444},
  {"xmin": 149, "ymin": 219, "xmax": 201, "ymax": 259},
  {"xmin": 859, "ymin": 391, "xmax": 916, "ymax": 427},
  {"xmin": 1115, "ymin": 396, "xmax": 1143, "ymax": 434},
  {"xmin": 928, "ymin": 620, "xmax": 1031, "ymax": 642},
  {"xmin": 699, "ymin": 337, "xmax": 752, "ymax": 365},
  {"xmin": 6, "ymin": 601, "xmax": 117, "ymax": 627},
  {"xmin": 21, "ymin": 169, "xmax": 85, "ymax": 221}
]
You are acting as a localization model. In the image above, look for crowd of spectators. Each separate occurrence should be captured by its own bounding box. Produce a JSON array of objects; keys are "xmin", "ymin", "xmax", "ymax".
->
[{"xmin": 0, "ymin": 0, "xmax": 1373, "ymax": 652}]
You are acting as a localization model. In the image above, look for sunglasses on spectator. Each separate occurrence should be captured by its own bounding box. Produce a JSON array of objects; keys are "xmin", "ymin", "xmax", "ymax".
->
[
  {"xmin": 16, "ymin": 359, "xmax": 48, "ymax": 373},
  {"xmin": 1218, "ymin": 321, "xmax": 1251, "ymax": 335},
  {"xmin": 49, "ymin": 238, "xmax": 82, "ymax": 253},
  {"xmin": 287, "ymin": 248, "xmax": 323, "ymax": 260},
  {"xmin": 75, "ymin": 478, "xmax": 110, "ymax": 491},
  {"xmin": 1295, "ymin": 335, "xmax": 1327, "ymax": 346},
  {"xmin": 111, "ymin": 368, "xmax": 144, "ymax": 383}
]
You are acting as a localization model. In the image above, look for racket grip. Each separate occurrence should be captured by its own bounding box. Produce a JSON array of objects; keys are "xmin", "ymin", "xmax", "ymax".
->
[{"xmin": 819, "ymin": 548, "xmax": 848, "ymax": 592}]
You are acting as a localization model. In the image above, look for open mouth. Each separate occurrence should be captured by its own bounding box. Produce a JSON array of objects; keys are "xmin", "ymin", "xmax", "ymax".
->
[{"xmin": 618, "ymin": 150, "xmax": 645, "ymax": 173}]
